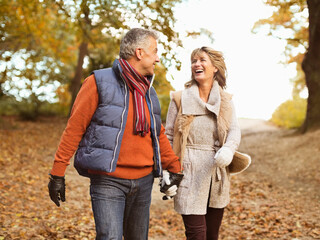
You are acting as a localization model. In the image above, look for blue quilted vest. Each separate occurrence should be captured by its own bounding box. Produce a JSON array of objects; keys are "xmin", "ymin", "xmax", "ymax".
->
[{"xmin": 74, "ymin": 59, "xmax": 163, "ymax": 177}]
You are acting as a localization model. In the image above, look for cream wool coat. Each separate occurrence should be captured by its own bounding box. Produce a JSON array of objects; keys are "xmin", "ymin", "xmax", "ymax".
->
[{"xmin": 165, "ymin": 81, "xmax": 241, "ymax": 214}]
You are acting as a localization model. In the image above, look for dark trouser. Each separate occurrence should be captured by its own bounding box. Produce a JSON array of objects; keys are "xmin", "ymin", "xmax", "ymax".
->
[
  {"xmin": 90, "ymin": 173, "xmax": 154, "ymax": 240},
  {"xmin": 182, "ymin": 207, "xmax": 224, "ymax": 240}
]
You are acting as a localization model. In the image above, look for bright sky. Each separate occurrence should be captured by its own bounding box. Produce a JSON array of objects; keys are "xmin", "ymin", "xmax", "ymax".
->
[{"xmin": 167, "ymin": 0, "xmax": 297, "ymax": 120}]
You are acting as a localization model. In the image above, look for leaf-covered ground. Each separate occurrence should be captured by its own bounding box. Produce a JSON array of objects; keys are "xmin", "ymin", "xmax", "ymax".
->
[{"xmin": 0, "ymin": 117, "xmax": 319, "ymax": 239}]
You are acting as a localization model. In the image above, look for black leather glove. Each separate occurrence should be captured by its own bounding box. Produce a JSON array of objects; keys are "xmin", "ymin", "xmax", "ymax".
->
[
  {"xmin": 48, "ymin": 174, "xmax": 66, "ymax": 207},
  {"xmin": 160, "ymin": 171, "xmax": 184, "ymax": 200}
]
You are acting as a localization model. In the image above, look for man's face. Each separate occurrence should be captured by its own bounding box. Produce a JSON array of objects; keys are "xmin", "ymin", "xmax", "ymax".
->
[{"xmin": 139, "ymin": 37, "xmax": 160, "ymax": 76}]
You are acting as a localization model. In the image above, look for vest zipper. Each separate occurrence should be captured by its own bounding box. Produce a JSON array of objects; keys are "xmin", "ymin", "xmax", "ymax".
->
[
  {"xmin": 148, "ymin": 86, "xmax": 162, "ymax": 174},
  {"xmin": 110, "ymin": 65, "xmax": 128, "ymax": 172}
]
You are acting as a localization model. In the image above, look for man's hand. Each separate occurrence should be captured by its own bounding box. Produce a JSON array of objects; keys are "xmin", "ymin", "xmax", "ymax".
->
[
  {"xmin": 160, "ymin": 170, "xmax": 183, "ymax": 200},
  {"xmin": 48, "ymin": 174, "xmax": 66, "ymax": 207},
  {"xmin": 214, "ymin": 146, "xmax": 233, "ymax": 168}
]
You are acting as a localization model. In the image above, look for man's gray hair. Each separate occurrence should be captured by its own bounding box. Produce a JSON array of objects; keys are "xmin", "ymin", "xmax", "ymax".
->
[{"xmin": 119, "ymin": 28, "xmax": 159, "ymax": 60}]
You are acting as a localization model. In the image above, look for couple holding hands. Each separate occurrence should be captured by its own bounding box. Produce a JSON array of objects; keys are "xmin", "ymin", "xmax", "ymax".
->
[{"xmin": 48, "ymin": 28, "xmax": 250, "ymax": 240}]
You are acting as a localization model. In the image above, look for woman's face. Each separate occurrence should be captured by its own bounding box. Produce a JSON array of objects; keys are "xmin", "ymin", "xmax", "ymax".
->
[{"xmin": 191, "ymin": 51, "xmax": 218, "ymax": 85}]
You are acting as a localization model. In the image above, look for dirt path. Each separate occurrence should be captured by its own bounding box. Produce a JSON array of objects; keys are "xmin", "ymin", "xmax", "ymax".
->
[
  {"xmin": 150, "ymin": 118, "xmax": 320, "ymax": 239},
  {"xmin": 1, "ymin": 117, "xmax": 319, "ymax": 239}
]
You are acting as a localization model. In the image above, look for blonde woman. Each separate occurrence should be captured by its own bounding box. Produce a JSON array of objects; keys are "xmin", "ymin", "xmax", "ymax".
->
[{"xmin": 165, "ymin": 47, "xmax": 241, "ymax": 240}]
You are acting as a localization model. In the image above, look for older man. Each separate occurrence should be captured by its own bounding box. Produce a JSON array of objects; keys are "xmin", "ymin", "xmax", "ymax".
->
[{"xmin": 48, "ymin": 28, "xmax": 183, "ymax": 240}]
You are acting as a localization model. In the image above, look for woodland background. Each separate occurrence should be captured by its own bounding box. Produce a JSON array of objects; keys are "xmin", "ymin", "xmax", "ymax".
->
[{"xmin": 0, "ymin": 0, "xmax": 320, "ymax": 239}]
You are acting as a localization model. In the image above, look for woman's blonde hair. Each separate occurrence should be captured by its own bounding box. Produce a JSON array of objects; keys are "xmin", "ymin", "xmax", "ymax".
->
[{"xmin": 185, "ymin": 47, "xmax": 227, "ymax": 89}]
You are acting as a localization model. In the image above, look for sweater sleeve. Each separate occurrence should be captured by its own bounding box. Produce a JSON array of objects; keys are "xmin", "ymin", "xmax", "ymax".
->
[
  {"xmin": 224, "ymin": 100, "xmax": 241, "ymax": 153},
  {"xmin": 164, "ymin": 99, "xmax": 179, "ymax": 146},
  {"xmin": 159, "ymin": 124, "xmax": 181, "ymax": 173},
  {"xmin": 50, "ymin": 75, "xmax": 99, "ymax": 176}
]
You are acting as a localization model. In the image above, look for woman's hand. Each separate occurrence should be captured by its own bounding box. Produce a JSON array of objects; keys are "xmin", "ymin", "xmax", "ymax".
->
[{"xmin": 214, "ymin": 146, "xmax": 233, "ymax": 168}]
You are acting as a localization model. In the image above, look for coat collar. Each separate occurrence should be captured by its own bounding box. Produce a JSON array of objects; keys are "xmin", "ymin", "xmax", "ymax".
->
[{"xmin": 181, "ymin": 80, "xmax": 221, "ymax": 116}]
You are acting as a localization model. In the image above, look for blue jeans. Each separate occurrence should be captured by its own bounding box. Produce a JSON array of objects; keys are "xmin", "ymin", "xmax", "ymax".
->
[{"xmin": 90, "ymin": 173, "xmax": 154, "ymax": 240}]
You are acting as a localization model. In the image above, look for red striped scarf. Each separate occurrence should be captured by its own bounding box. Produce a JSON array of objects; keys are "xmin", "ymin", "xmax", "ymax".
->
[{"xmin": 119, "ymin": 59, "xmax": 150, "ymax": 136}]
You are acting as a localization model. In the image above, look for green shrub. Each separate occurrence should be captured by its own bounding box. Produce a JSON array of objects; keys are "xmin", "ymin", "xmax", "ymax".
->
[
  {"xmin": 0, "ymin": 96, "xmax": 69, "ymax": 120},
  {"xmin": 38, "ymin": 102, "xmax": 69, "ymax": 117},
  {"xmin": 158, "ymin": 94, "xmax": 171, "ymax": 122},
  {"xmin": 0, "ymin": 96, "xmax": 20, "ymax": 116},
  {"xmin": 271, "ymin": 97, "xmax": 307, "ymax": 128}
]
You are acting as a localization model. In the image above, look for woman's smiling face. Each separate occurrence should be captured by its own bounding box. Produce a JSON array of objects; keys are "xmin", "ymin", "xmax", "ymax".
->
[{"xmin": 191, "ymin": 51, "xmax": 218, "ymax": 85}]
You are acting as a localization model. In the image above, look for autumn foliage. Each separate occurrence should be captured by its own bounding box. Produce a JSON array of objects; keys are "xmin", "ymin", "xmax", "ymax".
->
[
  {"xmin": 1, "ymin": 117, "xmax": 319, "ymax": 239},
  {"xmin": 271, "ymin": 97, "xmax": 307, "ymax": 128}
]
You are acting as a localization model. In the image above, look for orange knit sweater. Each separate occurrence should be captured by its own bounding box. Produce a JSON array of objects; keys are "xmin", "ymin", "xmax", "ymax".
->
[{"xmin": 50, "ymin": 74, "xmax": 181, "ymax": 179}]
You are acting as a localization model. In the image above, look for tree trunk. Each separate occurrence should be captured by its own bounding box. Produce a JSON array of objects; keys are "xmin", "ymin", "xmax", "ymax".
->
[
  {"xmin": 0, "ymin": 84, "xmax": 4, "ymax": 98},
  {"xmin": 69, "ymin": 41, "xmax": 88, "ymax": 115},
  {"xmin": 301, "ymin": 0, "xmax": 320, "ymax": 132}
]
